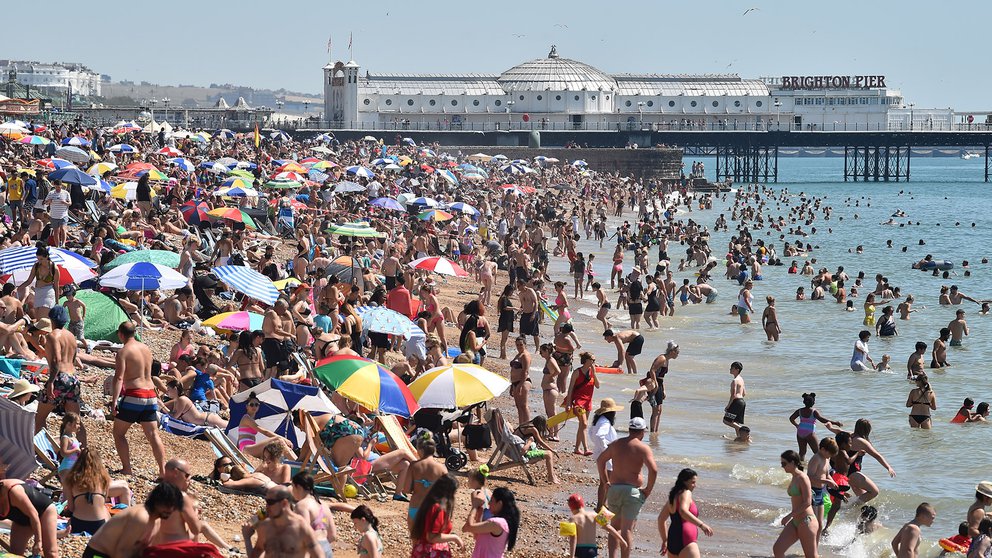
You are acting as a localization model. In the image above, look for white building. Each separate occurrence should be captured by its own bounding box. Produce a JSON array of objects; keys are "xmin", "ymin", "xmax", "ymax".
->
[
  {"xmin": 0, "ymin": 60, "xmax": 102, "ymax": 97},
  {"xmin": 322, "ymin": 46, "xmax": 952, "ymax": 132}
]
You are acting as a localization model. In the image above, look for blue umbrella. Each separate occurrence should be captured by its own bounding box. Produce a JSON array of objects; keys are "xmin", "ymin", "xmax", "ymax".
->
[
  {"xmin": 45, "ymin": 159, "xmax": 76, "ymax": 170},
  {"xmin": 359, "ymin": 306, "xmax": 418, "ymax": 336},
  {"xmin": 438, "ymin": 169, "xmax": 458, "ymax": 185},
  {"xmin": 167, "ymin": 157, "xmax": 196, "ymax": 172},
  {"xmin": 0, "ymin": 246, "xmax": 95, "ymax": 274},
  {"xmin": 370, "ymin": 197, "xmax": 405, "ymax": 212},
  {"xmin": 87, "ymin": 177, "xmax": 114, "ymax": 193},
  {"xmin": 61, "ymin": 137, "xmax": 91, "ymax": 147},
  {"xmin": 307, "ymin": 168, "xmax": 329, "ymax": 182},
  {"xmin": 409, "ymin": 196, "xmax": 439, "ymax": 208},
  {"xmin": 109, "ymin": 144, "xmax": 136, "ymax": 153},
  {"xmin": 402, "ymin": 137, "xmax": 416, "ymax": 146},
  {"xmin": 99, "ymin": 262, "xmax": 189, "ymax": 291},
  {"xmin": 314, "ymin": 133, "xmax": 335, "ymax": 143},
  {"xmin": 49, "ymin": 167, "xmax": 97, "ymax": 186},
  {"xmin": 448, "ymin": 202, "xmax": 479, "ymax": 216},
  {"xmin": 458, "ymin": 163, "xmax": 480, "ymax": 173},
  {"xmin": 214, "ymin": 129, "xmax": 236, "ymax": 139},
  {"xmin": 572, "ymin": 159, "xmax": 588, "ymax": 167},
  {"xmin": 225, "ymin": 378, "xmax": 338, "ymax": 450},
  {"xmin": 370, "ymin": 158, "xmax": 391, "ymax": 167},
  {"xmin": 345, "ymin": 165, "xmax": 375, "ymax": 178},
  {"xmin": 270, "ymin": 130, "xmax": 291, "ymax": 142},
  {"xmin": 213, "ymin": 265, "xmax": 279, "ymax": 305}
]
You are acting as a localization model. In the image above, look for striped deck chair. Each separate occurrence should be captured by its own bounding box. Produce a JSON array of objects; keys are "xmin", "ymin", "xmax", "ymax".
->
[
  {"xmin": 485, "ymin": 409, "xmax": 535, "ymax": 485},
  {"xmin": 160, "ymin": 415, "xmax": 210, "ymax": 440},
  {"xmin": 33, "ymin": 430, "xmax": 60, "ymax": 484},
  {"xmin": 204, "ymin": 427, "xmax": 254, "ymax": 474}
]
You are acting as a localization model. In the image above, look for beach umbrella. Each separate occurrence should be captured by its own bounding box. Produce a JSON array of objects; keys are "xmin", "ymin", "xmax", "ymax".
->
[
  {"xmin": 262, "ymin": 179, "xmax": 302, "ymax": 190},
  {"xmin": 345, "ymin": 165, "xmax": 375, "ymax": 178},
  {"xmin": 86, "ymin": 178, "xmax": 114, "ymax": 194},
  {"xmin": 397, "ymin": 156, "xmax": 413, "ymax": 166},
  {"xmin": 313, "ymin": 355, "xmax": 419, "ymax": 418},
  {"xmin": 103, "ymin": 249, "xmax": 181, "ymax": 271},
  {"xmin": 315, "ymin": 133, "xmax": 335, "ymax": 143},
  {"xmin": 87, "ymin": 162, "xmax": 117, "ymax": 175},
  {"xmin": 54, "ymin": 146, "xmax": 91, "ymax": 163},
  {"xmin": 180, "ymin": 201, "xmax": 210, "ymax": 225},
  {"xmin": 2, "ymin": 261, "xmax": 97, "ymax": 286},
  {"xmin": 572, "ymin": 159, "xmax": 588, "ymax": 167},
  {"xmin": 36, "ymin": 158, "xmax": 75, "ymax": 170},
  {"xmin": 203, "ymin": 311, "xmax": 264, "ymax": 333},
  {"xmin": 447, "ymin": 202, "xmax": 479, "ymax": 216},
  {"xmin": 359, "ymin": 306, "xmax": 418, "ymax": 337},
  {"xmin": 417, "ymin": 209, "xmax": 454, "ymax": 222},
  {"xmin": 307, "ymin": 168, "xmax": 330, "ymax": 183},
  {"xmin": 370, "ymin": 197, "xmax": 405, "ymax": 212},
  {"xmin": 108, "ymin": 144, "xmax": 137, "ymax": 153},
  {"xmin": 334, "ymin": 181, "xmax": 366, "ymax": 193},
  {"xmin": 221, "ymin": 177, "xmax": 253, "ymax": 189},
  {"xmin": 48, "ymin": 167, "xmax": 97, "ymax": 186},
  {"xmin": 213, "ymin": 265, "xmax": 279, "ymax": 305},
  {"xmin": 0, "ymin": 397, "xmax": 37, "ymax": 480},
  {"xmin": 216, "ymin": 156, "xmax": 238, "ymax": 168},
  {"xmin": 272, "ymin": 278, "xmax": 302, "ymax": 292},
  {"xmin": 273, "ymin": 171, "xmax": 305, "ymax": 182},
  {"xmin": 276, "ymin": 161, "xmax": 307, "ymax": 173},
  {"xmin": 408, "ymin": 196, "xmax": 439, "ymax": 208},
  {"xmin": 408, "ymin": 256, "xmax": 468, "ymax": 277},
  {"xmin": 0, "ymin": 122, "xmax": 29, "ymax": 137},
  {"xmin": 408, "ymin": 363, "xmax": 511, "ymax": 409},
  {"xmin": 466, "ymin": 153, "xmax": 491, "ymax": 162},
  {"xmin": 326, "ymin": 222, "xmax": 384, "ymax": 238},
  {"xmin": 0, "ymin": 247, "xmax": 95, "ymax": 276},
  {"xmin": 111, "ymin": 182, "xmax": 157, "ymax": 201},
  {"xmin": 99, "ymin": 261, "xmax": 189, "ymax": 291},
  {"xmin": 270, "ymin": 130, "xmax": 291, "ymax": 142},
  {"xmin": 227, "ymin": 169, "xmax": 255, "ymax": 179},
  {"xmin": 457, "ymin": 163, "xmax": 480, "ymax": 172},
  {"xmin": 362, "ymin": 135, "xmax": 379, "ymax": 142},
  {"xmin": 419, "ymin": 148, "xmax": 437, "ymax": 158},
  {"xmin": 501, "ymin": 184, "xmax": 536, "ymax": 194},
  {"xmin": 18, "ymin": 135, "xmax": 50, "ymax": 145},
  {"xmin": 156, "ymin": 146, "xmax": 183, "ymax": 157},
  {"xmin": 216, "ymin": 187, "xmax": 261, "ymax": 198},
  {"xmin": 402, "ymin": 137, "xmax": 416, "ymax": 146},
  {"xmin": 207, "ymin": 207, "xmax": 257, "ymax": 229},
  {"xmin": 370, "ymin": 158, "xmax": 391, "ymax": 167},
  {"xmin": 136, "ymin": 168, "xmax": 169, "ymax": 181},
  {"xmin": 311, "ymin": 160, "xmax": 337, "ymax": 170},
  {"xmin": 325, "ymin": 262, "xmax": 362, "ymax": 284},
  {"xmin": 201, "ymin": 161, "xmax": 230, "ymax": 174},
  {"xmin": 383, "ymin": 163, "xmax": 403, "ymax": 172},
  {"xmin": 438, "ymin": 169, "xmax": 458, "ymax": 185},
  {"xmin": 214, "ymin": 129, "xmax": 236, "ymax": 139},
  {"xmin": 226, "ymin": 378, "xmax": 338, "ymax": 450},
  {"xmin": 167, "ymin": 157, "xmax": 196, "ymax": 172},
  {"xmin": 501, "ymin": 163, "xmax": 530, "ymax": 175}
]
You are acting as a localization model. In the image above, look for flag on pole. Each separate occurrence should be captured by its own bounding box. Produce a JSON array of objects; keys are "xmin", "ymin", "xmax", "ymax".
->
[
  {"xmin": 348, "ymin": 32, "xmax": 353, "ymax": 51},
  {"xmin": 326, "ymin": 36, "xmax": 332, "ymax": 54},
  {"xmin": 253, "ymin": 123, "xmax": 260, "ymax": 148}
]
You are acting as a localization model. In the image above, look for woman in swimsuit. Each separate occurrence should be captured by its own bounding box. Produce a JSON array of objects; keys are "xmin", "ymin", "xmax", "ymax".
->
[
  {"xmin": 750, "ymin": 293, "xmax": 775, "ymax": 339},
  {"xmin": 788, "ymin": 393, "xmax": 841, "ymax": 461},
  {"xmin": 643, "ymin": 275, "xmax": 662, "ymax": 329},
  {"xmin": 420, "ymin": 285, "xmax": 447, "ymax": 352},
  {"xmin": 772, "ymin": 450, "xmax": 818, "ymax": 558},
  {"xmin": 0, "ymin": 464, "xmax": 59, "ymax": 558},
  {"xmin": 405, "ymin": 435, "xmax": 448, "ymax": 527},
  {"xmin": 906, "ymin": 373, "xmax": 937, "ymax": 429},
  {"xmin": 846, "ymin": 418, "xmax": 896, "ymax": 504},
  {"xmin": 509, "ymin": 336, "xmax": 533, "ymax": 426},
  {"xmin": 610, "ymin": 245, "xmax": 624, "ymax": 289},
  {"xmin": 539, "ymin": 343, "xmax": 562, "ymax": 441},
  {"xmin": 238, "ymin": 392, "xmax": 298, "ymax": 460},
  {"xmin": 862, "ymin": 293, "xmax": 877, "ymax": 326},
  {"xmin": 210, "ymin": 457, "xmax": 276, "ymax": 494},
  {"xmin": 564, "ymin": 352, "xmax": 599, "ymax": 456},
  {"xmin": 551, "ymin": 281, "xmax": 572, "ymax": 334},
  {"xmin": 658, "ymin": 468, "xmax": 713, "ymax": 558},
  {"xmin": 256, "ymin": 442, "xmax": 292, "ymax": 485},
  {"xmin": 351, "ymin": 505, "xmax": 384, "ymax": 558},
  {"xmin": 593, "ymin": 282, "xmax": 612, "ymax": 331},
  {"xmin": 552, "ymin": 323, "xmax": 581, "ymax": 393},
  {"xmin": 22, "ymin": 246, "xmax": 60, "ymax": 319},
  {"xmin": 170, "ymin": 329, "xmax": 196, "ymax": 368},
  {"xmin": 63, "ymin": 449, "xmax": 129, "ymax": 536},
  {"xmin": 162, "ymin": 380, "xmax": 227, "ymax": 428},
  {"xmin": 291, "ymin": 472, "xmax": 337, "ymax": 558}
]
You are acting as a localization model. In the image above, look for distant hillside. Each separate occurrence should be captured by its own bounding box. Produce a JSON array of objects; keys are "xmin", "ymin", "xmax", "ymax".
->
[{"xmin": 98, "ymin": 82, "xmax": 322, "ymax": 114}]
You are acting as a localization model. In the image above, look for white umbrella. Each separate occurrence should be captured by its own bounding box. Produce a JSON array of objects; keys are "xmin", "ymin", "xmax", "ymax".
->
[
  {"xmin": 99, "ymin": 262, "xmax": 189, "ymax": 291},
  {"xmin": 408, "ymin": 364, "xmax": 511, "ymax": 409},
  {"xmin": 213, "ymin": 265, "xmax": 279, "ymax": 305},
  {"xmin": 225, "ymin": 378, "xmax": 338, "ymax": 450},
  {"xmin": 0, "ymin": 397, "xmax": 37, "ymax": 480},
  {"xmin": 55, "ymin": 146, "xmax": 91, "ymax": 163}
]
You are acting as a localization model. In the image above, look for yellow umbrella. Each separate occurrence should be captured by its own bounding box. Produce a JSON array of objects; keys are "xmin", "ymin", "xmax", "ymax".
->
[
  {"xmin": 111, "ymin": 182, "xmax": 157, "ymax": 200},
  {"xmin": 87, "ymin": 162, "xmax": 118, "ymax": 175},
  {"xmin": 272, "ymin": 278, "xmax": 302, "ymax": 291},
  {"xmin": 408, "ymin": 364, "xmax": 511, "ymax": 408},
  {"xmin": 15, "ymin": 168, "xmax": 36, "ymax": 176}
]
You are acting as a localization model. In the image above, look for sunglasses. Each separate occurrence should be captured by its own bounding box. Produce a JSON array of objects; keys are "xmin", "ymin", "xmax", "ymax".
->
[
  {"xmin": 175, "ymin": 467, "xmax": 191, "ymax": 478},
  {"xmin": 247, "ymin": 402, "xmax": 260, "ymax": 408},
  {"xmin": 265, "ymin": 497, "xmax": 286, "ymax": 506},
  {"xmin": 219, "ymin": 462, "xmax": 233, "ymax": 468}
]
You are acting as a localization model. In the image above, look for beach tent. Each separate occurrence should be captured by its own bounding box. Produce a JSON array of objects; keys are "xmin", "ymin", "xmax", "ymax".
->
[{"xmin": 58, "ymin": 290, "xmax": 134, "ymax": 343}]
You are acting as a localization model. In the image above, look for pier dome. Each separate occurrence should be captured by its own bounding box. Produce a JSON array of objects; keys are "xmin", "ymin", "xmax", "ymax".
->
[{"xmin": 498, "ymin": 45, "xmax": 617, "ymax": 93}]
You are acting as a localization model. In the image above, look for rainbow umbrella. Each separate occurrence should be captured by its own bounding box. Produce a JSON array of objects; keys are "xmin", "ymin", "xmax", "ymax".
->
[
  {"xmin": 227, "ymin": 169, "xmax": 254, "ymax": 179},
  {"xmin": 180, "ymin": 201, "xmax": 210, "ymax": 225},
  {"xmin": 311, "ymin": 160, "xmax": 337, "ymax": 170},
  {"xmin": 208, "ymin": 207, "xmax": 257, "ymax": 229},
  {"xmin": 203, "ymin": 311, "xmax": 264, "ymax": 333},
  {"xmin": 19, "ymin": 135, "xmax": 50, "ymax": 145},
  {"xmin": 313, "ymin": 355, "xmax": 419, "ymax": 417},
  {"xmin": 408, "ymin": 363, "xmax": 511, "ymax": 409},
  {"xmin": 221, "ymin": 177, "xmax": 253, "ymax": 188},
  {"xmin": 137, "ymin": 168, "xmax": 169, "ymax": 181},
  {"xmin": 417, "ymin": 209, "xmax": 454, "ymax": 222}
]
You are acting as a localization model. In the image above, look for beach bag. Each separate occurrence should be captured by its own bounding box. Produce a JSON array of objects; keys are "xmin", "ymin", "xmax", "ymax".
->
[{"xmin": 464, "ymin": 424, "xmax": 491, "ymax": 450}]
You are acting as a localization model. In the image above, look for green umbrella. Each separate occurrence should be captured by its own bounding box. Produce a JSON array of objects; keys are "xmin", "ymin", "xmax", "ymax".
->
[
  {"xmin": 263, "ymin": 179, "xmax": 302, "ymax": 189},
  {"xmin": 227, "ymin": 169, "xmax": 255, "ymax": 179},
  {"xmin": 326, "ymin": 222, "xmax": 384, "ymax": 238},
  {"xmin": 58, "ymin": 290, "xmax": 139, "ymax": 342},
  {"xmin": 103, "ymin": 249, "xmax": 181, "ymax": 271}
]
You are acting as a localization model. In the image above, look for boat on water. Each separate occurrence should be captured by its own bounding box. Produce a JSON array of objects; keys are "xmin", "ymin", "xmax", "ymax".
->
[{"xmin": 961, "ymin": 151, "xmax": 980, "ymax": 160}]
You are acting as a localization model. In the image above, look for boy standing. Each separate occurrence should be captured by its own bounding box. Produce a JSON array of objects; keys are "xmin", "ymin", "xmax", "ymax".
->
[
  {"xmin": 564, "ymin": 493, "xmax": 625, "ymax": 558},
  {"xmin": 722, "ymin": 361, "xmax": 747, "ymax": 436},
  {"xmin": 62, "ymin": 286, "xmax": 86, "ymax": 343}
]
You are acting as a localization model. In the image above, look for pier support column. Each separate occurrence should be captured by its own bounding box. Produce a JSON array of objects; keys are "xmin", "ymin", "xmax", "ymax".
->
[
  {"xmin": 843, "ymin": 146, "xmax": 911, "ymax": 182},
  {"xmin": 715, "ymin": 145, "xmax": 778, "ymax": 183}
]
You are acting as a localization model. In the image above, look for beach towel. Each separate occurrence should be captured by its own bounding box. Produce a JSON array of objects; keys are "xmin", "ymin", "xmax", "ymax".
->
[{"xmin": 142, "ymin": 541, "xmax": 223, "ymax": 558}]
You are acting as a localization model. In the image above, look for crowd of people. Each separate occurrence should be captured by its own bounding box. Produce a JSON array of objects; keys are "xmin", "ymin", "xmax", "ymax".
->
[{"xmin": 0, "ymin": 118, "xmax": 988, "ymax": 558}]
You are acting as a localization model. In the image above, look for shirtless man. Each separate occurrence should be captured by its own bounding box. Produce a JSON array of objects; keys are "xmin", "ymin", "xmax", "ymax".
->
[
  {"xmin": 968, "ymin": 482, "xmax": 992, "ymax": 538},
  {"xmin": 807, "ymin": 438, "xmax": 839, "ymax": 541},
  {"xmin": 0, "ymin": 283, "xmax": 25, "ymax": 324},
  {"xmin": 896, "ymin": 295, "xmax": 916, "ymax": 320},
  {"xmin": 111, "ymin": 321, "xmax": 166, "ymax": 478},
  {"xmin": 516, "ymin": 278, "xmax": 540, "ymax": 349},
  {"xmin": 891, "ymin": 503, "xmax": 935, "ymax": 558},
  {"xmin": 154, "ymin": 459, "xmax": 201, "ymax": 545},
  {"xmin": 596, "ymin": 417, "xmax": 657, "ymax": 558},
  {"xmin": 81, "ymin": 483, "xmax": 184, "ymax": 558},
  {"xmin": 948, "ymin": 309, "xmax": 969, "ymax": 347},
  {"xmin": 412, "ymin": 230, "xmax": 430, "ymax": 260},
  {"xmin": 162, "ymin": 288, "xmax": 196, "ymax": 328},
  {"xmin": 722, "ymin": 361, "xmax": 746, "ymax": 437},
  {"xmin": 261, "ymin": 299, "xmax": 295, "ymax": 378},
  {"xmin": 948, "ymin": 285, "xmax": 979, "ymax": 305},
  {"xmin": 36, "ymin": 306, "xmax": 86, "ymax": 443},
  {"xmin": 381, "ymin": 246, "xmax": 401, "ymax": 290},
  {"xmin": 603, "ymin": 329, "xmax": 645, "ymax": 375},
  {"xmin": 931, "ymin": 328, "xmax": 950, "ymax": 368},
  {"xmin": 250, "ymin": 486, "xmax": 322, "ymax": 558},
  {"xmin": 906, "ymin": 341, "xmax": 927, "ymax": 380}
]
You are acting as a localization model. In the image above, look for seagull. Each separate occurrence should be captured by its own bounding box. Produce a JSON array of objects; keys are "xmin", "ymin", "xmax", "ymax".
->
[
  {"xmin": 512, "ymin": 33, "xmax": 526, "ymax": 38},
  {"xmin": 743, "ymin": 7, "xmax": 759, "ymax": 15},
  {"xmin": 554, "ymin": 23, "xmax": 569, "ymax": 29}
]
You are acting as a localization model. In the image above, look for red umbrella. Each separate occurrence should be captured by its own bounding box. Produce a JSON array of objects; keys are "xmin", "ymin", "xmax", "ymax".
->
[
  {"xmin": 408, "ymin": 256, "xmax": 469, "ymax": 277},
  {"xmin": 420, "ymin": 164, "xmax": 435, "ymax": 174},
  {"xmin": 181, "ymin": 201, "xmax": 210, "ymax": 225}
]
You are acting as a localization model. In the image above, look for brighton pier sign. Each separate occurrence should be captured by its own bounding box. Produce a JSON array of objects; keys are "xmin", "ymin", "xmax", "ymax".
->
[{"xmin": 780, "ymin": 75, "xmax": 886, "ymax": 90}]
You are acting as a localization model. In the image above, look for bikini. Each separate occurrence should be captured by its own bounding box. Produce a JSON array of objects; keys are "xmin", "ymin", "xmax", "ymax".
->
[
  {"xmin": 357, "ymin": 530, "xmax": 384, "ymax": 556},
  {"xmin": 0, "ymin": 482, "xmax": 52, "ymax": 527},
  {"xmin": 408, "ymin": 478, "xmax": 435, "ymax": 519},
  {"xmin": 509, "ymin": 354, "xmax": 529, "ymax": 389},
  {"xmin": 70, "ymin": 491, "xmax": 108, "ymax": 534},
  {"xmin": 786, "ymin": 482, "xmax": 813, "ymax": 527},
  {"xmin": 909, "ymin": 392, "xmax": 932, "ymax": 425},
  {"xmin": 238, "ymin": 425, "xmax": 259, "ymax": 451}
]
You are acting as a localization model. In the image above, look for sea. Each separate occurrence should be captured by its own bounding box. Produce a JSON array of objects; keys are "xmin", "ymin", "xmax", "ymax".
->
[{"xmin": 534, "ymin": 155, "xmax": 992, "ymax": 557}]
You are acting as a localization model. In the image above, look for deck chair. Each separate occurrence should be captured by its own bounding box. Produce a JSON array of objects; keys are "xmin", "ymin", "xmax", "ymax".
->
[
  {"xmin": 204, "ymin": 427, "xmax": 254, "ymax": 474},
  {"xmin": 34, "ymin": 430, "xmax": 60, "ymax": 484},
  {"xmin": 485, "ymin": 409, "xmax": 535, "ymax": 485},
  {"xmin": 296, "ymin": 411, "xmax": 354, "ymax": 500},
  {"xmin": 376, "ymin": 415, "xmax": 417, "ymax": 456},
  {"xmin": 84, "ymin": 200, "xmax": 102, "ymax": 222}
]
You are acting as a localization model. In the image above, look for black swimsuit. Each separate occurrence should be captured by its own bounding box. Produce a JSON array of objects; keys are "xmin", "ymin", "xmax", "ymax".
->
[{"xmin": 1, "ymin": 482, "xmax": 53, "ymax": 526}]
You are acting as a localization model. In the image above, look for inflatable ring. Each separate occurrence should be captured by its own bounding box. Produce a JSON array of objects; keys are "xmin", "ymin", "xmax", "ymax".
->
[
  {"xmin": 919, "ymin": 260, "xmax": 954, "ymax": 271},
  {"xmin": 939, "ymin": 538, "xmax": 968, "ymax": 553}
]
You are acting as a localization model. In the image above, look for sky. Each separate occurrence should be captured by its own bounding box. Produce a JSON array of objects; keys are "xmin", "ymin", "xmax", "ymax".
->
[{"xmin": 1, "ymin": 0, "xmax": 984, "ymax": 109}]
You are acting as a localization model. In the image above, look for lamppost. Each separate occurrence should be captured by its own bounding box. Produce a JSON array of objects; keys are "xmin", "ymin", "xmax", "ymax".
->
[
  {"xmin": 275, "ymin": 100, "xmax": 284, "ymax": 126},
  {"xmin": 304, "ymin": 100, "xmax": 309, "ymax": 115},
  {"xmin": 774, "ymin": 98, "xmax": 782, "ymax": 131},
  {"xmin": 149, "ymin": 98, "xmax": 158, "ymax": 122},
  {"xmin": 506, "ymin": 100, "xmax": 515, "ymax": 129},
  {"xmin": 909, "ymin": 102, "xmax": 915, "ymax": 131},
  {"xmin": 637, "ymin": 101, "xmax": 645, "ymax": 130},
  {"xmin": 162, "ymin": 97, "xmax": 170, "ymax": 123}
]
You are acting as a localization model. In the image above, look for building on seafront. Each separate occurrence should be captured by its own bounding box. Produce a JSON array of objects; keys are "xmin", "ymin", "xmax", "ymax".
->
[
  {"xmin": 0, "ymin": 60, "xmax": 102, "ymax": 97},
  {"xmin": 321, "ymin": 46, "xmax": 952, "ymax": 132}
]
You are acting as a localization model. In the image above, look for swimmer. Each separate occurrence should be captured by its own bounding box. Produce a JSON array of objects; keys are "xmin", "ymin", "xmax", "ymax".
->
[
  {"xmin": 931, "ymin": 328, "xmax": 950, "ymax": 368},
  {"xmin": 947, "ymin": 309, "xmax": 969, "ymax": 346},
  {"xmin": 789, "ymin": 393, "xmax": 841, "ymax": 461},
  {"xmin": 876, "ymin": 354, "xmax": 891, "ymax": 371}
]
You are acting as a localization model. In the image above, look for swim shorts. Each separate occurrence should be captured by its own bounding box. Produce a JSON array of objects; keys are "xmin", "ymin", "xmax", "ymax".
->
[
  {"xmin": 705, "ymin": 290, "xmax": 718, "ymax": 304},
  {"xmin": 38, "ymin": 372, "xmax": 81, "ymax": 410},
  {"xmin": 606, "ymin": 484, "xmax": 646, "ymax": 521},
  {"xmin": 724, "ymin": 398, "xmax": 746, "ymax": 424},
  {"xmin": 116, "ymin": 388, "xmax": 159, "ymax": 423},
  {"xmin": 736, "ymin": 306, "xmax": 749, "ymax": 316},
  {"xmin": 628, "ymin": 302, "xmax": 643, "ymax": 316},
  {"xmin": 811, "ymin": 485, "xmax": 825, "ymax": 507},
  {"xmin": 626, "ymin": 334, "xmax": 645, "ymax": 357},
  {"xmin": 519, "ymin": 311, "xmax": 539, "ymax": 337},
  {"xmin": 950, "ymin": 339, "xmax": 962, "ymax": 347},
  {"xmin": 575, "ymin": 545, "xmax": 599, "ymax": 558}
]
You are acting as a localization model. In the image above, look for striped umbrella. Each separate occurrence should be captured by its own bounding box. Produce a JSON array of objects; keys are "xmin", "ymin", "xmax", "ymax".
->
[
  {"xmin": 262, "ymin": 179, "xmax": 302, "ymax": 190},
  {"xmin": 0, "ymin": 396, "xmax": 37, "ymax": 480},
  {"xmin": 447, "ymin": 202, "xmax": 479, "ymax": 216},
  {"xmin": 270, "ymin": 130, "xmax": 291, "ymax": 142},
  {"xmin": 19, "ymin": 135, "xmax": 50, "ymax": 145},
  {"xmin": 311, "ymin": 160, "xmax": 337, "ymax": 170},
  {"xmin": 55, "ymin": 146, "xmax": 91, "ymax": 163},
  {"xmin": 408, "ymin": 363, "xmax": 511, "ymax": 409},
  {"xmin": 208, "ymin": 207, "xmax": 257, "ymax": 229},
  {"xmin": 99, "ymin": 262, "xmax": 189, "ymax": 291},
  {"xmin": 334, "ymin": 181, "xmax": 365, "ymax": 193},
  {"xmin": 203, "ymin": 311, "xmax": 264, "ymax": 333},
  {"xmin": 313, "ymin": 355, "xmax": 419, "ymax": 418},
  {"xmin": 109, "ymin": 143, "xmax": 137, "ymax": 153},
  {"xmin": 326, "ymin": 222, "xmax": 384, "ymax": 238},
  {"xmin": 2, "ymin": 262, "xmax": 97, "ymax": 286},
  {"xmin": 227, "ymin": 169, "xmax": 255, "ymax": 179},
  {"xmin": 438, "ymin": 169, "xmax": 458, "ymax": 185},
  {"xmin": 345, "ymin": 165, "xmax": 375, "ymax": 178},
  {"xmin": 136, "ymin": 168, "xmax": 169, "ymax": 181},
  {"xmin": 408, "ymin": 196, "xmax": 439, "ymax": 208},
  {"xmin": 214, "ymin": 129, "xmax": 236, "ymax": 139},
  {"xmin": 276, "ymin": 162, "xmax": 307, "ymax": 174},
  {"xmin": 157, "ymin": 146, "xmax": 183, "ymax": 157},
  {"xmin": 215, "ymin": 187, "xmax": 260, "ymax": 198},
  {"xmin": 180, "ymin": 201, "xmax": 210, "ymax": 225},
  {"xmin": 37, "ymin": 158, "xmax": 75, "ymax": 170},
  {"xmin": 111, "ymin": 182, "xmax": 157, "ymax": 200},
  {"xmin": 408, "ymin": 256, "xmax": 469, "ymax": 277},
  {"xmin": 87, "ymin": 162, "xmax": 118, "ymax": 175},
  {"xmin": 201, "ymin": 161, "xmax": 230, "ymax": 174},
  {"xmin": 226, "ymin": 378, "xmax": 338, "ymax": 450},
  {"xmin": 417, "ymin": 209, "xmax": 454, "ymax": 222},
  {"xmin": 167, "ymin": 157, "xmax": 196, "ymax": 172},
  {"xmin": 0, "ymin": 246, "xmax": 95, "ymax": 274},
  {"xmin": 221, "ymin": 177, "xmax": 253, "ymax": 189},
  {"xmin": 103, "ymin": 249, "xmax": 181, "ymax": 271},
  {"xmin": 213, "ymin": 265, "xmax": 279, "ymax": 305},
  {"xmin": 370, "ymin": 197, "xmax": 405, "ymax": 212}
]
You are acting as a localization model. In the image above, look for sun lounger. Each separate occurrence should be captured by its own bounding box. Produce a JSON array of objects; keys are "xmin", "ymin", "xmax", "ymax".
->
[
  {"xmin": 296, "ymin": 411, "xmax": 354, "ymax": 500},
  {"xmin": 485, "ymin": 409, "xmax": 535, "ymax": 485},
  {"xmin": 205, "ymin": 427, "xmax": 254, "ymax": 474},
  {"xmin": 376, "ymin": 415, "xmax": 417, "ymax": 456},
  {"xmin": 33, "ymin": 430, "xmax": 60, "ymax": 484}
]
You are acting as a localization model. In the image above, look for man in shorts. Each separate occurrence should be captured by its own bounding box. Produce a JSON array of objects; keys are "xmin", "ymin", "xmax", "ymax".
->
[
  {"xmin": 111, "ymin": 321, "xmax": 166, "ymax": 477},
  {"xmin": 603, "ymin": 329, "xmax": 644, "ymax": 376},
  {"xmin": 722, "ymin": 361, "xmax": 747, "ymax": 437},
  {"xmin": 596, "ymin": 417, "xmax": 657, "ymax": 558},
  {"xmin": 36, "ymin": 307, "xmax": 85, "ymax": 443},
  {"xmin": 516, "ymin": 278, "xmax": 540, "ymax": 349}
]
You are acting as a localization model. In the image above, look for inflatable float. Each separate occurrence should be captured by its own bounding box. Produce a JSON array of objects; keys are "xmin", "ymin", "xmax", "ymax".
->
[
  {"xmin": 938, "ymin": 536, "xmax": 970, "ymax": 553},
  {"xmin": 539, "ymin": 299, "xmax": 559, "ymax": 321},
  {"xmin": 595, "ymin": 366, "xmax": 623, "ymax": 375},
  {"xmin": 915, "ymin": 259, "xmax": 954, "ymax": 271}
]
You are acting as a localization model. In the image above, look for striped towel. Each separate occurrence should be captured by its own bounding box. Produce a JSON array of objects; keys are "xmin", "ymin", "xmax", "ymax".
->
[{"xmin": 160, "ymin": 415, "xmax": 209, "ymax": 439}]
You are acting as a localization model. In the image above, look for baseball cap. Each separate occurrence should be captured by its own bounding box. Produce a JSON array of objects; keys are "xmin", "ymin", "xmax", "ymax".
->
[{"xmin": 629, "ymin": 417, "xmax": 647, "ymax": 431}]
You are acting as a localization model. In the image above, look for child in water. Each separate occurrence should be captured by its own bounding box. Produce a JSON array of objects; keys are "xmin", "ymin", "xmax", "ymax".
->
[
  {"xmin": 876, "ymin": 354, "xmax": 891, "ymax": 371},
  {"xmin": 563, "ymin": 493, "xmax": 625, "ymax": 558}
]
